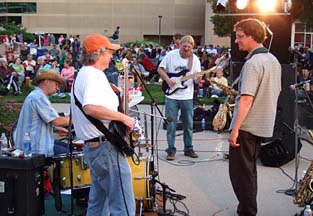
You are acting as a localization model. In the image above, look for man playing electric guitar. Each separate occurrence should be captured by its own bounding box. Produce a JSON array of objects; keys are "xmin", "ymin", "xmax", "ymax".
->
[{"xmin": 158, "ymin": 35, "xmax": 202, "ymax": 160}]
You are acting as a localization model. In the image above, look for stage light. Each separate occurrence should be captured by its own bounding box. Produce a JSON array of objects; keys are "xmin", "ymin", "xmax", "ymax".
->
[
  {"xmin": 236, "ymin": 0, "xmax": 249, "ymax": 10},
  {"xmin": 216, "ymin": 0, "xmax": 229, "ymax": 12},
  {"xmin": 256, "ymin": 0, "xmax": 278, "ymax": 12}
]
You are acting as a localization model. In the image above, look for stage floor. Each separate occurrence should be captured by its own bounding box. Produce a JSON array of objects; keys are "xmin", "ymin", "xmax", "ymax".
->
[{"xmin": 51, "ymin": 103, "xmax": 311, "ymax": 216}]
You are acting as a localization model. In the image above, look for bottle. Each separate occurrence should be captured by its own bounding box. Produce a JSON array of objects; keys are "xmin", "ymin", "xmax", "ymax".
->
[
  {"xmin": 0, "ymin": 132, "xmax": 7, "ymax": 151},
  {"xmin": 23, "ymin": 132, "xmax": 32, "ymax": 157},
  {"xmin": 304, "ymin": 205, "xmax": 312, "ymax": 216},
  {"xmin": 201, "ymin": 118, "xmax": 206, "ymax": 130}
]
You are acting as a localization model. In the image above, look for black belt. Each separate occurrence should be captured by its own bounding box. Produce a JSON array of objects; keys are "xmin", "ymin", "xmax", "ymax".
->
[{"xmin": 85, "ymin": 136, "xmax": 108, "ymax": 143}]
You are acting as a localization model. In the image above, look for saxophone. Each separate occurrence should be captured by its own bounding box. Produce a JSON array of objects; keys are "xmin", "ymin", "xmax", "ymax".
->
[
  {"xmin": 212, "ymin": 95, "xmax": 234, "ymax": 132},
  {"xmin": 294, "ymin": 161, "xmax": 313, "ymax": 207},
  {"xmin": 209, "ymin": 79, "xmax": 238, "ymax": 96}
]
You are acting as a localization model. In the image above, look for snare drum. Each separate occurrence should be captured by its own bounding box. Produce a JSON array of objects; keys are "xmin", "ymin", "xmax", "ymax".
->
[
  {"xmin": 128, "ymin": 156, "xmax": 154, "ymax": 210},
  {"xmin": 55, "ymin": 153, "xmax": 91, "ymax": 189}
]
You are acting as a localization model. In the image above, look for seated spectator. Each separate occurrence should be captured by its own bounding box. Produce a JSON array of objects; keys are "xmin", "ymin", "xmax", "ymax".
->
[
  {"xmin": 10, "ymin": 57, "xmax": 25, "ymax": 88},
  {"xmin": 129, "ymin": 56, "xmax": 149, "ymax": 87},
  {"xmin": 49, "ymin": 44, "xmax": 60, "ymax": 58},
  {"xmin": 5, "ymin": 46, "xmax": 14, "ymax": 59},
  {"xmin": 50, "ymin": 59, "xmax": 60, "ymax": 73},
  {"xmin": 35, "ymin": 56, "xmax": 51, "ymax": 76},
  {"xmin": 104, "ymin": 59, "xmax": 119, "ymax": 86},
  {"xmin": 138, "ymin": 53, "xmax": 158, "ymax": 82},
  {"xmin": 60, "ymin": 59, "xmax": 75, "ymax": 92},
  {"xmin": 0, "ymin": 58, "xmax": 21, "ymax": 95},
  {"xmin": 201, "ymin": 51, "xmax": 209, "ymax": 70},
  {"xmin": 206, "ymin": 44, "xmax": 218, "ymax": 56},
  {"xmin": 210, "ymin": 68, "xmax": 228, "ymax": 98},
  {"xmin": 296, "ymin": 67, "xmax": 313, "ymax": 99},
  {"xmin": 23, "ymin": 54, "xmax": 36, "ymax": 79}
]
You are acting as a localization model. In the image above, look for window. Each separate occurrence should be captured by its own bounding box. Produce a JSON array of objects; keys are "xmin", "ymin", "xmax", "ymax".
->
[
  {"xmin": 0, "ymin": 3, "xmax": 36, "ymax": 14},
  {"xmin": 0, "ymin": 16, "xmax": 22, "ymax": 24}
]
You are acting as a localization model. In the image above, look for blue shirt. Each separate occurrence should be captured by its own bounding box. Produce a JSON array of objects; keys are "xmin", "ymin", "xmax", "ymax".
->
[{"xmin": 14, "ymin": 87, "xmax": 58, "ymax": 156}]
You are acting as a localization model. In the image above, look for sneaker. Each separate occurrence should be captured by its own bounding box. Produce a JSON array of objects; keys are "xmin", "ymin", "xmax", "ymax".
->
[
  {"xmin": 166, "ymin": 152, "xmax": 175, "ymax": 161},
  {"xmin": 184, "ymin": 150, "xmax": 199, "ymax": 158}
]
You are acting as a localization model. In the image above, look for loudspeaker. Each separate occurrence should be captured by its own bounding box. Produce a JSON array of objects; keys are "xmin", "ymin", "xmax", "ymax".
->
[
  {"xmin": 0, "ymin": 155, "xmax": 45, "ymax": 216},
  {"xmin": 259, "ymin": 64, "xmax": 303, "ymax": 167}
]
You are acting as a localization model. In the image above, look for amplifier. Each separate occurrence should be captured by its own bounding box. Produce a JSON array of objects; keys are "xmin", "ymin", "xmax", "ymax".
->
[{"xmin": 0, "ymin": 154, "xmax": 45, "ymax": 216}]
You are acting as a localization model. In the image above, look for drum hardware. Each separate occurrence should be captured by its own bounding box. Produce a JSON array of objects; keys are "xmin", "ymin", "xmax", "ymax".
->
[{"xmin": 134, "ymin": 175, "xmax": 152, "ymax": 180}]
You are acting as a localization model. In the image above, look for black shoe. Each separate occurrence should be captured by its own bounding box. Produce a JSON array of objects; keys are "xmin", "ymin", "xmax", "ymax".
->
[
  {"xmin": 166, "ymin": 152, "xmax": 175, "ymax": 161},
  {"xmin": 184, "ymin": 150, "xmax": 198, "ymax": 158}
]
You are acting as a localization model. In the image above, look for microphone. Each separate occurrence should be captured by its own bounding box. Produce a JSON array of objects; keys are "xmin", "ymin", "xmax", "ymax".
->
[
  {"xmin": 288, "ymin": 47, "xmax": 301, "ymax": 55},
  {"xmin": 289, "ymin": 80, "xmax": 311, "ymax": 90}
]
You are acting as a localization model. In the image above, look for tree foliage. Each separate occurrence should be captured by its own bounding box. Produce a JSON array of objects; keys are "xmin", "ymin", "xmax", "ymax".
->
[
  {"xmin": 290, "ymin": 0, "xmax": 313, "ymax": 29},
  {"xmin": 208, "ymin": 0, "xmax": 232, "ymax": 37},
  {"xmin": 0, "ymin": 22, "xmax": 35, "ymax": 43}
]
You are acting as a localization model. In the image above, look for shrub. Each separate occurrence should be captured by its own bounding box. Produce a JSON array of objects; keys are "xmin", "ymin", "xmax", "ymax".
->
[{"xmin": 0, "ymin": 100, "xmax": 23, "ymax": 137}]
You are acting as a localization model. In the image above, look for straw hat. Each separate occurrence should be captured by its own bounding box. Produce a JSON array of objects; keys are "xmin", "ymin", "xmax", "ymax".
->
[{"xmin": 32, "ymin": 70, "xmax": 66, "ymax": 87}]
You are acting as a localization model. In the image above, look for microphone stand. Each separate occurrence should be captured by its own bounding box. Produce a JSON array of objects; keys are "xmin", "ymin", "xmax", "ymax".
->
[
  {"xmin": 130, "ymin": 62, "xmax": 169, "ymax": 211},
  {"xmin": 285, "ymin": 52, "xmax": 301, "ymax": 196}
]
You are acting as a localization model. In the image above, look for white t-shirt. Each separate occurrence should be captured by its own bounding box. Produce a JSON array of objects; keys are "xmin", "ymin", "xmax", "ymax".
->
[
  {"xmin": 71, "ymin": 66, "xmax": 119, "ymax": 141},
  {"xmin": 159, "ymin": 49, "xmax": 201, "ymax": 100}
]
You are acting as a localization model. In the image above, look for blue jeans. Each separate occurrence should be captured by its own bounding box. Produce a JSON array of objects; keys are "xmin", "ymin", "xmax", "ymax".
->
[
  {"xmin": 83, "ymin": 141, "xmax": 135, "ymax": 216},
  {"xmin": 165, "ymin": 97, "xmax": 194, "ymax": 154},
  {"xmin": 211, "ymin": 89, "xmax": 223, "ymax": 97}
]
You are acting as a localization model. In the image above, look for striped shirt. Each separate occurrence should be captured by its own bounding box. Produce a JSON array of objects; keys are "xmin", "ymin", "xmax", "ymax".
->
[{"xmin": 15, "ymin": 87, "xmax": 58, "ymax": 156}]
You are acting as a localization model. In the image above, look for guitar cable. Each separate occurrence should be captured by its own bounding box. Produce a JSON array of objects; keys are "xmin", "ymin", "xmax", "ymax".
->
[{"xmin": 117, "ymin": 152, "xmax": 131, "ymax": 216}]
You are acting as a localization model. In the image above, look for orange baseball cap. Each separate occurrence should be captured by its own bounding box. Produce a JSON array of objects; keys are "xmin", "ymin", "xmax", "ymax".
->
[{"xmin": 83, "ymin": 34, "xmax": 120, "ymax": 53}]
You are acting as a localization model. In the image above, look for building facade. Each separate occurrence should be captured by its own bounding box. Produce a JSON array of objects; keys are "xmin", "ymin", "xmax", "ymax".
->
[{"xmin": 0, "ymin": 0, "xmax": 218, "ymax": 47}]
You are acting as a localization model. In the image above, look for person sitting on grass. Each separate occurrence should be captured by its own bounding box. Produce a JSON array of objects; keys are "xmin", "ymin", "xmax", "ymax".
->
[
  {"xmin": 60, "ymin": 59, "xmax": 75, "ymax": 92},
  {"xmin": 209, "ymin": 68, "xmax": 228, "ymax": 98}
]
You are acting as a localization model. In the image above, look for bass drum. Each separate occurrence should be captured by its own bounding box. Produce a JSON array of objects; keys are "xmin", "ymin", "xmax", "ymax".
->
[
  {"xmin": 54, "ymin": 153, "xmax": 91, "ymax": 189},
  {"xmin": 128, "ymin": 156, "xmax": 154, "ymax": 211}
]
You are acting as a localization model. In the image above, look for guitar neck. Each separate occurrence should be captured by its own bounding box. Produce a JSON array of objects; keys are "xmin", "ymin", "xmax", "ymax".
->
[
  {"xmin": 180, "ymin": 54, "xmax": 226, "ymax": 82},
  {"xmin": 180, "ymin": 66, "xmax": 218, "ymax": 82}
]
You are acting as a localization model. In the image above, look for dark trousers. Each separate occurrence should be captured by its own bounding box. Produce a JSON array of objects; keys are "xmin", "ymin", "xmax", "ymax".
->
[{"xmin": 229, "ymin": 130, "xmax": 262, "ymax": 216}]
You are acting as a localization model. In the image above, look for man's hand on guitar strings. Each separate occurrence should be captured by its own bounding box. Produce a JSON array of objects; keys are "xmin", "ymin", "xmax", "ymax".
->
[{"xmin": 167, "ymin": 78, "xmax": 176, "ymax": 87}]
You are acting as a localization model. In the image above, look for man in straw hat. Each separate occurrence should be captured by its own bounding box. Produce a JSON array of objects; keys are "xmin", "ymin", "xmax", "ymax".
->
[
  {"xmin": 14, "ymin": 70, "xmax": 70, "ymax": 156},
  {"xmin": 70, "ymin": 34, "xmax": 135, "ymax": 216}
]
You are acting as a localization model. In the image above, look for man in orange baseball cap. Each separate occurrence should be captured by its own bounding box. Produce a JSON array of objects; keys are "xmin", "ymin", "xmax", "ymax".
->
[{"xmin": 71, "ymin": 34, "xmax": 135, "ymax": 216}]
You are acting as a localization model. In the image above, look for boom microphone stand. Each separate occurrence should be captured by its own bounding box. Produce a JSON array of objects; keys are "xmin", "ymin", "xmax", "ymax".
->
[{"xmin": 130, "ymin": 63, "xmax": 170, "ymax": 211}]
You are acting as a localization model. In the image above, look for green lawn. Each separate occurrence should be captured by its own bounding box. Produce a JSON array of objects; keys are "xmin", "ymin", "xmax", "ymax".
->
[{"xmin": 0, "ymin": 84, "xmax": 223, "ymax": 105}]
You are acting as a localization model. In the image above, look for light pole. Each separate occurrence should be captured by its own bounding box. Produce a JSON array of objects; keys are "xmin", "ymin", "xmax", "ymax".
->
[{"xmin": 158, "ymin": 15, "xmax": 162, "ymax": 45}]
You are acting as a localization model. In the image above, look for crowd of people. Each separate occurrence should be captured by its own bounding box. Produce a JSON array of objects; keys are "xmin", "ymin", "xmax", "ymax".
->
[{"xmin": 0, "ymin": 31, "xmax": 233, "ymax": 99}]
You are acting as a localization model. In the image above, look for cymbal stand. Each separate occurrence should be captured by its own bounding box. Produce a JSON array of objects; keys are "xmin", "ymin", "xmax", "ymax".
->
[{"xmin": 67, "ymin": 108, "xmax": 75, "ymax": 215}]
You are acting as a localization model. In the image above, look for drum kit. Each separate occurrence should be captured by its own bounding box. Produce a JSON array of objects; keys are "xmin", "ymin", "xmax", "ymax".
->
[{"xmin": 52, "ymin": 65, "xmax": 160, "ymax": 215}]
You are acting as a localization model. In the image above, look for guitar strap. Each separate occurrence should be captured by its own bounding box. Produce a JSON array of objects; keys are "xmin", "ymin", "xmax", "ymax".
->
[
  {"xmin": 72, "ymin": 81, "xmax": 134, "ymax": 156},
  {"xmin": 232, "ymin": 47, "xmax": 269, "ymax": 87}
]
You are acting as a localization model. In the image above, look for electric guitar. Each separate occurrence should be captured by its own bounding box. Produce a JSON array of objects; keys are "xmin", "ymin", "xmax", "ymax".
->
[
  {"xmin": 161, "ymin": 54, "xmax": 226, "ymax": 95},
  {"xmin": 162, "ymin": 65, "xmax": 219, "ymax": 95}
]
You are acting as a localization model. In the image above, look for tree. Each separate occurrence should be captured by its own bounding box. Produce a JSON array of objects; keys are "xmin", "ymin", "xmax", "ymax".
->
[
  {"xmin": 208, "ymin": 0, "xmax": 313, "ymax": 37},
  {"xmin": 0, "ymin": 22, "xmax": 35, "ymax": 43},
  {"xmin": 290, "ymin": 0, "xmax": 313, "ymax": 29},
  {"xmin": 208, "ymin": 0, "xmax": 232, "ymax": 37}
]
